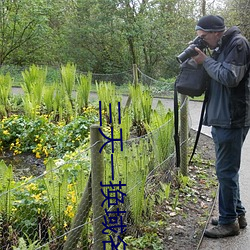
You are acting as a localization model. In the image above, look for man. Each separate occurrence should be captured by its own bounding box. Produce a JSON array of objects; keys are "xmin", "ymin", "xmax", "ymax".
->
[{"xmin": 192, "ymin": 15, "xmax": 250, "ymax": 238}]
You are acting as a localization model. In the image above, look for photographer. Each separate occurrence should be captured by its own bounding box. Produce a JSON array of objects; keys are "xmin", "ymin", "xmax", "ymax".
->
[{"xmin": 192, "ymin": 15, "xmax": 250, "ymax": 238}]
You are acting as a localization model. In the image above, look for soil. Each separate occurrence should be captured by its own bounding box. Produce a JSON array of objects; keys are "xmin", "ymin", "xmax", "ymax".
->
[
  {"xmin": 0, "ymin": 152, "xmax": 45, "ymax": 180},
  {"xmin": 160, "ymin": 130, "xmax": 217, "ymax": 250}
]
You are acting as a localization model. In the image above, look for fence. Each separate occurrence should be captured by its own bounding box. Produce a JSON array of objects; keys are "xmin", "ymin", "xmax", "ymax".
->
[{"xmin": 0, "ymin": 65, "xmax": 190, "ymax": 249}]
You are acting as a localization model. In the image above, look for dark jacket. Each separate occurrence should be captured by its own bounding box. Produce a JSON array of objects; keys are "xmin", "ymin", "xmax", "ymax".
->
[{"xmin": 203, "ymin": 26, "xmax": 250, "ymax": 128}]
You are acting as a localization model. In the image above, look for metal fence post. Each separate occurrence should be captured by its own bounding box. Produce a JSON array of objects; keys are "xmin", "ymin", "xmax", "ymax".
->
[
  {"xmin": 90, "ymin": 124, "xmax": 106, "ymax": 249},
  {"xmin": 180, "ymin": 94, "xmax": 189, "ymax": 176}
]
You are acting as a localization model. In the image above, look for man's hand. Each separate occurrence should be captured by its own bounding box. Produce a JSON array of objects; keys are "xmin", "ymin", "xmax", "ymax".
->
[{"xmin": 192, "ymin": 47, "xmax": 207, "ymax": 64}]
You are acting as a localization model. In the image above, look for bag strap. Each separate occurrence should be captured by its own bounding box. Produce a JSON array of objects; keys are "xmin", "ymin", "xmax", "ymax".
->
[
  {"xmin": 174, "ymin": 80, "xmax": 180, "ymax": 168},
  {"xmin": 188, "ymin": 91, "xmax": 208, "ymax": 164}
]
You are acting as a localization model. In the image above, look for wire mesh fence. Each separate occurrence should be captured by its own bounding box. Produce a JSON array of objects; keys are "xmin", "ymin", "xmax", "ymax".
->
[{"xmin": 0, "ymin": 65, "xmax": 190, "ymax": 249}]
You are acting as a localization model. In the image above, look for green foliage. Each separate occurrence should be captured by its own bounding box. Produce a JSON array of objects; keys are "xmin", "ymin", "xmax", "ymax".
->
[
  {"xmin": 0, "ymin": 161, "xmax": 14, "ymax": 222},
  {"xmin": 0, "ymin": 0, "xmax": 52, "ymax": 65},
  {"xmin": 172, "ymin": 190, "xmax": 180, "ymax": 210},
  {"xmin": 0, "ymin": 69, "xmax": 181, "ymax": 247},
  {"xmin": 106, "ymin": 138, "xmax": 153, "ymax": 227},
  {"xmin": 43, "ymin": 159, "xmax": 68, "ymax": 230},
  {"xmin": 129, "ymin": 83, "xmax": 153, "ymax": 125},
  {"xmin": 43, "ymin": 85, "xmax": 56, "ymax": 113},
  {"xmin": 21, "ymin": 65, "xmax": 47, "ymax": 118},
  {"xmin": 126, "ymin": 146, "xmax": 149, "ymax": 225},
  {"xmin": 178, "ymin": 172, "xmax": 192, "ymax": 189},
  {"xmin": 119, "ymin": 108, "xmax": 132, "ymax": 141},
  {"xmin": 0, "ymin": 110, "xmax": 98, "ymax": 158},
  {"xmin": 13, "ymin": 235, "xmax": 45, "ymax": 250},
  {"xmin": 0, "ymin": 0, "xmax": 227, "ymax": 78},
  {"xmin": 96, "ymin": 81, "xmax": 122, "ymax": 126},
  {"xmin": 61, "ymin": 63, "xmax": 76, "ymax": 101},
  {"xmin": 12, "ymin": 176, "xmax": 48, "ymax": 240},
  {"xmin": 145, "ymin": 100, "xmax": 174, "ymax": 163},
  {"xmin": 0, "ymin": 73, "xmax": 12, "ymax": 116},
  {"xmin": 76, "ymin": 72, "xmax": 92, "ymax": 110},
  {"xmin": 122, "ymin": 233, "xmax": 163, "ymax": 250},
  {"xmin": 158, "ymin": 182, "xmax": 171, "ymax": 203}
]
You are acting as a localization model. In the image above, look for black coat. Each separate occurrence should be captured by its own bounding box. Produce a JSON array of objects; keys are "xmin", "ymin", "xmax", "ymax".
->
[{"xmin": 203, "ymin": 26, "xmax": 250, "ymax": 128}]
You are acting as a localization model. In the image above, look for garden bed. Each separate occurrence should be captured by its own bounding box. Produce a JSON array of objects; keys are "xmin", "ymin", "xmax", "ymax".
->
[{"xmin": 161, "ymin": 131, "xmax": 217, "ymax": 250}]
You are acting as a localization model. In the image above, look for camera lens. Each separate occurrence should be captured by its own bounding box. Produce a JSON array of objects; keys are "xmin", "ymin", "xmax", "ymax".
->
[
  {"xmin": 176, "ymin": 36, "xmax": 208, "ymax": 63},
  {"xmin": 176, "ymin": 44, "xmax": 198, "ymax": 63}
]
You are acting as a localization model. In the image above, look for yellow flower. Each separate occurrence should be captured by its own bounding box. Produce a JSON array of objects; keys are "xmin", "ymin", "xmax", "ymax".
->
[
  {"xmin": 32, "ymin": 193, "xmax": 42, "ymax": 201},
  {"xmin": 71, "ymin": 195, "xmax": 76, "ymax": 204},
  {"xmin": 14, "ymin": 149, "xmax": 22, "ymax": 155},
  {"xmin": 42, "ymin": 147, "xmax": 49, "ymax": 157},
  {"xmin": 3, "ymin": 130, "xmax": 9, "ymax": 135},
  {"xmin": 65, "ymin": 205, "xmax": 74, "ymax": 218},
  {"xmin": 12, "ymin": 207, "xmax": 17, "ymax": 212},
  {"xmin": 36, "ymin": 152, "xmax": 41, "ymax": 159},
  {"xmin": 26, "ymin": 183, "xmax": 37, "ymax": 191}
]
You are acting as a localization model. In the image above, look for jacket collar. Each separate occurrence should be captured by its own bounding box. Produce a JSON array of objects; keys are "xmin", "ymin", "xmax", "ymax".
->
[
  {"xmin": 212, "ymin": 26, "xmax": 241, "ymax": 58},
  {"xmin": 221, "ymin": 26, "xmax": 241, "ymax": 46}
]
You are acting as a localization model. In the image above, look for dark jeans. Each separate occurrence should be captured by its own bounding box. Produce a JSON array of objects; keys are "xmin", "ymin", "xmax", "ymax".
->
[{"xmin": 211, "ymin": 126, "xmax": 249, "ymax": 225}]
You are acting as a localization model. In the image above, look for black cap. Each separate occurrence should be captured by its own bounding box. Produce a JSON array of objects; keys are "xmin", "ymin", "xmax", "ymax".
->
[{"xmin": 195, "ymin": 15, "xmax": 225, "ymax": 32}]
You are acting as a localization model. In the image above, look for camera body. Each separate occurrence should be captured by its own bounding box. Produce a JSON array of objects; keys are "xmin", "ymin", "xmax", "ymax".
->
[{"xmin": 176, "ymin": 36, "xmax": 208, "ymax": 64}]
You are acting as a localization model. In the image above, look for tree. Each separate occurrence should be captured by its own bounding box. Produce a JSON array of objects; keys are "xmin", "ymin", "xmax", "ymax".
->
[
  {"xmin": 0, "ymin": 0, "xmax": 48, "ymax": 65},
  {"xmin": 220, "ymin": 0, "xmax": 250, "ymax": 39}
]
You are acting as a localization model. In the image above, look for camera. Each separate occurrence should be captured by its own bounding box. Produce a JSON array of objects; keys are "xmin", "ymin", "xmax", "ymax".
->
[{"xmin": 176, "ymin": 36, "xmax": 208, "ymax": 64}]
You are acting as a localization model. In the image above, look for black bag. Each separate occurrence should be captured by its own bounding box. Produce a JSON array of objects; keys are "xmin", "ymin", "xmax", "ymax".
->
[
  {"xmin": 174, "ymin": 58, "xmax": 209, "ymax": 168},
  {"xmin": 175, "ymin": 58, "xmax": 208, "ymax": 97}
]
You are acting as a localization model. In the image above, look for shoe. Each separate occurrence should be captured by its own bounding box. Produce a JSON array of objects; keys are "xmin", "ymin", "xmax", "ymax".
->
[
  {"xmin": 204, "ymin": 222, "xmax": 240, "ymax": 238},
  {"xmin": 211, "ymin": 214, "xmax": 247, "ymax": 229}
]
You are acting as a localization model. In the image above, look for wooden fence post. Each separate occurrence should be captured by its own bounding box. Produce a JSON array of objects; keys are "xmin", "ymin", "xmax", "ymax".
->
[
  {"xmin": 125, "ymin": 64, "xmax": 138, "ymax": 109},
  {"xmin": 63, "ymin": 174, "xmax": 92, "ymax": 250},
  {"xmin": 90, "ymin": 124, "xmax": 106, "ymax": 249},
  {"xmin": 133, "ymin": 63, "xmax": 138, "ymax": 86}
]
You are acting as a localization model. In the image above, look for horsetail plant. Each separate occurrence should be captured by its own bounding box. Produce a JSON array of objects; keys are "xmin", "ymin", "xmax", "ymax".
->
[
  {"xmin": 0, "ymin": 161, "xmax": 14, "ymax": 223},
  {"xmin": 21, "ymin": 65, "xmax": 47, "ymax": 118},
  {"xmin": 43, "ymin": 84, "xmax": 56, "ymax": 114},
  {"xmin": 129, "ymin": 83, "xmax": 153, "ymax": 126},
  {"xmin": 106, "ymin": 138, "xmax": 152, "ymax": 227},
  {"xmin": 0, "ymin": 73, "xmax": 12, "ymax": 117},
  {"xmin": 96, "ymin": 81, "xmax": 122, "ymax": 127},
  {"xmin": 60, "ymin": 63, "xmax": 76, "ymax": 103},
  {"xmin": 76, "ymin": 72, "xmax": 92, "ymax": 112},
  {"xmin": 43, "ymin": 159, "xmax": 69, "ymax": 232},
  {"xmin": 145, "ymin": 100, "xmax": 174, "ymax": 164}
]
